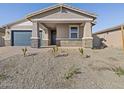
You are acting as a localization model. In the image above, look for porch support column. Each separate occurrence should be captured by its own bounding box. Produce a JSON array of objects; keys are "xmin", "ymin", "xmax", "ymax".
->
[
  {"xmin": 82, "ymin": 21, "xmax": 93, "ymax": 48},
  {"xmin": 31, "ymin": 21, "xmax": 40, "ymax": 48},
  {"xmin": 4, "ymin": 27, "xmax": 11, "ymax": 46},
  {"xmin": 39, "ymin": 23, "xmax": 49, "ymax": 46}
]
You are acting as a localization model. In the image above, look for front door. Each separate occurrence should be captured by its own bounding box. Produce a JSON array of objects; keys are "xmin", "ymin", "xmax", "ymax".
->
[{"xmin": 51, "ymin": 31, "xmax": 56, "ymax": 45}]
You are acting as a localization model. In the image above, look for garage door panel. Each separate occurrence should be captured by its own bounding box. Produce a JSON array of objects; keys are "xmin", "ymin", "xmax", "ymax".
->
[{"xmin": 12, "ymin": 30, "xmax": 32, "ymax": 46}]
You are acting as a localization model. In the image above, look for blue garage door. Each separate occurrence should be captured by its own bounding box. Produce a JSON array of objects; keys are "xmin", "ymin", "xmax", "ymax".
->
[{"xmin": 12, "ymin": 30, "xmax": 32, "ymax": 46}]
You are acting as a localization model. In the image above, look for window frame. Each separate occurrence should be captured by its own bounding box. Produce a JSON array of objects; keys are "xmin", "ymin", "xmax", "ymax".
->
[{"xmin": 69, "ymin": 25, "xmax": 79, "ymax": 39}]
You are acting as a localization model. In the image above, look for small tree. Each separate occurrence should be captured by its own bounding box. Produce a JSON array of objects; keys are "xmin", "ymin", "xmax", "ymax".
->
[{"xmin": 22, "ymin": 47, "xmax": 28, "ymax": 57}]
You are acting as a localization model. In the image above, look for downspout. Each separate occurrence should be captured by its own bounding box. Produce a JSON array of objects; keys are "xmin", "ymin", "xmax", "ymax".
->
[{"xmin": 121, "ymin": 25, "xmax": 124, "ymax": 50}]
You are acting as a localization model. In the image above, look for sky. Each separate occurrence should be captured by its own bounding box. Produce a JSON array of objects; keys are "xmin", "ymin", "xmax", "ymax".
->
[{"xmin": 0, "ymin": 3, "xmax": 124, "ymax": 32}]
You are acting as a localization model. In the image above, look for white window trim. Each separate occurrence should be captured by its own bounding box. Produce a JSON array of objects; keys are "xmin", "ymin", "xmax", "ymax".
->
[{"xmin": 69, "ymin": 25, "xmax": 79, "ymax": 39}]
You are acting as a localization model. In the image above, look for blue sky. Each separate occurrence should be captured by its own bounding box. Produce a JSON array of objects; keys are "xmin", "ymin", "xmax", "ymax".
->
[{"xmin": 0, "ymin": 3, "xmax": 124, "ymax": 32}]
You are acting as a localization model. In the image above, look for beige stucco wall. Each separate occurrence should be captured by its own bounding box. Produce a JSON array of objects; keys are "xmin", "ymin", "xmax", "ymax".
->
[
  {"xmin": 94, "ymin": 29, "xmax": 123, "ymax": 49},
  {"xmin": 56, "ymin": 23, "xmax": 83, "ymax": 39},
  {"xmin": 56, "ymin": 23, "xmax": 84, "ymax": 47}
]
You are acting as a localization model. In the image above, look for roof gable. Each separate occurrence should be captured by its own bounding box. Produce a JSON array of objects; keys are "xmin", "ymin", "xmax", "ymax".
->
[
  {"xmin": 29, "ymin": 6, "xmax": 94, "ymax": 21},
  {"xmin": 26, "ymin": 4, "xmax": 97, "ymax": 19}
]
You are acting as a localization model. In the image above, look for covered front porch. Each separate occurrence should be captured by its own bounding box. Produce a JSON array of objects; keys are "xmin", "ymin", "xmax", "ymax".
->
[{"xmin": 31, "ymin": 19, "xmax": 93, "ymax": 48}]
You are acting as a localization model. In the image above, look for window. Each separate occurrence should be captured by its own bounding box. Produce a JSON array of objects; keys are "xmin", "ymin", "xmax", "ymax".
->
[{"xmin": 69, "ymin": 25, "xmax": 79, "ymax": 38}]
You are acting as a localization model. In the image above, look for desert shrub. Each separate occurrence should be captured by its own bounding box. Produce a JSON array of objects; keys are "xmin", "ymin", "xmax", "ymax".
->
[
  {"xmin": 64, "ymin": 65, "xmax": 81, "ymax": 80},
  {"xmin": 52, "ymin": 46, "xmax": 58, "ymax": 53},
  {"xmin": 0, "ymin": 73, "xmax": 8, "ymax": 80},
  {"xmin": 52, "ymin": 46, "xmax": 59, "ymax": 57},
  {"xmin": 112, "ymin": 66, "xmax": 124, "ymax": 77},
  {"xmin": 22, "ymin": 47, "xmax": 28, "ymax": 57},
  {"xmin": 79, "ymin": 48, "xmax": 84, "ymax": 55}
]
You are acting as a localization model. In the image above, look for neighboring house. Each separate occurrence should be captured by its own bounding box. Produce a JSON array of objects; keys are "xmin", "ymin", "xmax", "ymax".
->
[
  {"xmin": 1, "ymin": 4, "xmax": 97, "ymax": 48},
  {"xmin": 93, "ymin": 24, "xmax": 124, "ymax": 49},
  {"xmin": 0, "ymin": 28, "xmax": 5, "ymax": 47}
]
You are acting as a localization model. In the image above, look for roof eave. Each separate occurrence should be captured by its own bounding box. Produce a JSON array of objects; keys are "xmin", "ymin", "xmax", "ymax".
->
[
  {"xmin": 26, "ymin": 3, "xmax": 97, "ymax": 19},
  {"xmin": 26, "ymin": 4, "xmax": 60, "ymax": 18},
  {"xmin": 93, "ymin": 25, "xmax": 124, "ymax": 35},
  {"xmin": 1, "ymin": 18, "xmax": 27, "ymax": 28},
  {"xmin": 62, "ymin": 4, "xmax": 97, "ymax": 18}
]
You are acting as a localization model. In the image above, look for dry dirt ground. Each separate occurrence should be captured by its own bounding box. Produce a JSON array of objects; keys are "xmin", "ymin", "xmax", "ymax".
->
[{"xmin": 0, "ymin": 47, "xmax": 124, "ymax": 89}]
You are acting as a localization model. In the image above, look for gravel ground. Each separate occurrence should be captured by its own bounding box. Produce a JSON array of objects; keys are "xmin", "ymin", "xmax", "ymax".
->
[{"xmin": 0, "ymin": 47, "xmax": 124, "ymax": 89}]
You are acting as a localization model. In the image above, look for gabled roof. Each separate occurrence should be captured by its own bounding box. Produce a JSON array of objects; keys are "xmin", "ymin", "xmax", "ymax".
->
[
  {"xmin": 93, "ymin": 24, "xmax": 124, "ymax": 35},
  {"xmin": 26, "ymin": 3, "xmax": 97, "ymax": 19},
  {"xmin": 1, "ymin": 4, "xmax": 97, "ymax": 28},
  {"xmin": 1, "ymin": 18, "xmax": 27, "ymax": 28}
]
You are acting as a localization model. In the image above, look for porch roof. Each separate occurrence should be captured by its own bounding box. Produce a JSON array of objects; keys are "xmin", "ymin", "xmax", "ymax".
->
[{"xmin": 32, "ymin": 18, "xmax": 93, "ymax": 23}]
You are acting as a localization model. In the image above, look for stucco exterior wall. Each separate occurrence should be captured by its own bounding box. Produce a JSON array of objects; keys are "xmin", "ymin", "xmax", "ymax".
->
[
  {"xmin": 60, "ymin": 39, "xmax": 82, "ymax": 47},
  {"xmin": 56, "ymin": 23, "xmax": 83, "ymax": 39},
  {"xmin": 56, "ymin": 23, "xmax": 83, "ymax": 47},
  {"xmin": 94, "ymin": 29, "xmax": 123, "ymax": 49}
]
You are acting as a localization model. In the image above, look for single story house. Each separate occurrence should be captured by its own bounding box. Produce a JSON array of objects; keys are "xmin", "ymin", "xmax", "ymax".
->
[
  {"xmin": 93, "ymin": 24, "xmax": 124, "ymax": 49},
  {"xmin": 1, "ymin": 4, "xmax": 97, "ymax": 48}
]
